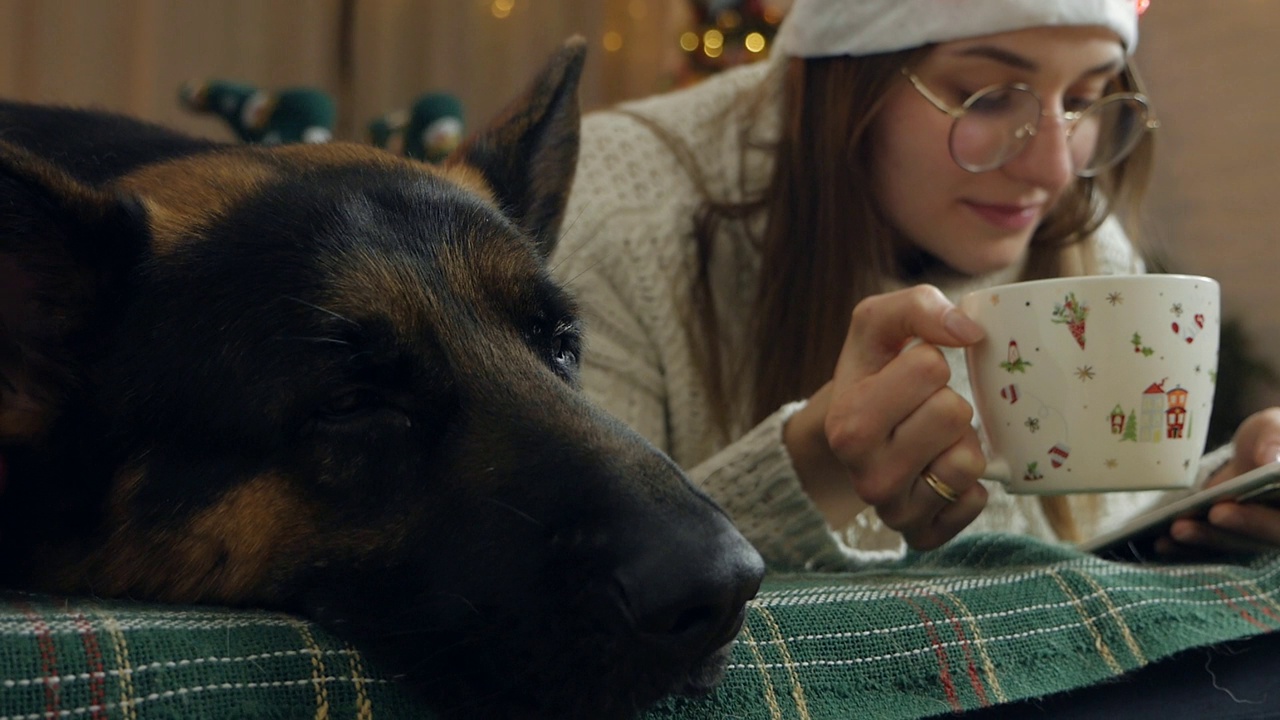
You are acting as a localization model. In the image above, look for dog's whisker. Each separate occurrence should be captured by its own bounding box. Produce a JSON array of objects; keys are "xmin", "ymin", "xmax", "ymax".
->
[
  {"xmin": 481, "ymin": 497, "xmax": 546, "ymax": 527},
  {"xmin": 547, "ymin": 202, "xmax": 592, "ymax": 273},
  {"xmin": 372, "ymin": 593, "xmax": 485, "ymax": 634},
  {"xmin": 272, "ymin": 335, "xmax": 353, "ymax": 346},
  {"xmin": 282, "ymin": 295, "xmax": 361, "ymax": 327},
  {"xmin": 563, "ymin": 255, "xmax": 608, "ymax": 290}
]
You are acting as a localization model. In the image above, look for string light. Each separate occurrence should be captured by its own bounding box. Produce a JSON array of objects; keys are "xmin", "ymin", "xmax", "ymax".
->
[
  {"xmin": 677, "ymin": 1, "xmax": 783, "ymax": 82},
  {"xmin": 490, "ymin": 0, "xmax": 514, "ymax": 19},
  {"xmin": 480, "ymin": 0, "xmax": 783, "ymax": 75}
]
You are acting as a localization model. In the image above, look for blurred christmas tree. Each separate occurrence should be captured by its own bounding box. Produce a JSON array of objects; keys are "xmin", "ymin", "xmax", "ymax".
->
[{"xmin": 674, "ymin": 0, "xmax": 787, "ymax": 86}]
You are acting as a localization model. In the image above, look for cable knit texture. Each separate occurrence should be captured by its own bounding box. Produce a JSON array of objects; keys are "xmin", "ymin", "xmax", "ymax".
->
[{"xmin": 553, "ymin": 59, "xmax": 1229, "ymax": 571}]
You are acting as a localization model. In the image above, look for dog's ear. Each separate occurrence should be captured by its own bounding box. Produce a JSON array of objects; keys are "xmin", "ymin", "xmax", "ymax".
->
[
  {"xmin": 0, "ymin": 142, "xmax": 149, "ymax": 442},
  {"xmin": 448, "ymin": 37, "xmax": 585, "ymax": 259}
]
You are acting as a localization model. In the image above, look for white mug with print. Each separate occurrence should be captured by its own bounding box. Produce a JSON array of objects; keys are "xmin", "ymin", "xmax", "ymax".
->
[{"xmin": 959, "ymin": 275, "xmax": 1220, "ymax": 494}]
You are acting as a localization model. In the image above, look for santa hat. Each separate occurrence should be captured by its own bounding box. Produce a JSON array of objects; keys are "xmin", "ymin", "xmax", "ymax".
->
[{"xmin": 773, "ymin": 0, "xmax": 1141, "ymax": 59}]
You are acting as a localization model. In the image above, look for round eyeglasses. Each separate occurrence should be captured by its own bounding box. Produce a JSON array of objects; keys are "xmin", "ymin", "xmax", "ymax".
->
[{"xmin": 901, "ymin": 69, "xmax": 1159, "ymax": 178}]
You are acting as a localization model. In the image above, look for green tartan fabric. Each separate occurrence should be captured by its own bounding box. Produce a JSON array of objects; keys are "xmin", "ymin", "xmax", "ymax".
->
[{"xmin": 3, "ymin": 534, "xmax": 1279, "ymax": 720}]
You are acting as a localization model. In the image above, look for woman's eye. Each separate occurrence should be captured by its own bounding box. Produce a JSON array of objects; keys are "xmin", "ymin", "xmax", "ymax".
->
[
  {"xmin": 1065, "ymin": 96, "xmax": 1100, "ymax": 114},
  {"xmin": 967, "ymin": 88, "xmax": 1018, "ymax": 114}
]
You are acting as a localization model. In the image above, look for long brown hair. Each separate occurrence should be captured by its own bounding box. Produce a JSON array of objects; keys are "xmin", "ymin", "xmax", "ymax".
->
[{"xmin": 681, "ymin": 50, "xmax": 1155, "ymax": 541}]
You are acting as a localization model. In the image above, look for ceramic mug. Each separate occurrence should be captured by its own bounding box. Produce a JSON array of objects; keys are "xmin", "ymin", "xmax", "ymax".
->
[{"xmin": 959, "ymin": 274, "xmax": 1220, "ymax": 494}]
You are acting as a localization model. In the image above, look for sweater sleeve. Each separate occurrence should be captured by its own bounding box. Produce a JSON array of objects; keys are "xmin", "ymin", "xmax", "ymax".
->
[
  {"xmin": 555, "ymin": 208, "xmax": 872, "ymax": 571},
  {"xmin": 553, "ymin": 109, "xmax": 876, "ymax": 571},
  {"xmin": 689, "ymin": 403, "xmax": 898, "ymax": 570}
]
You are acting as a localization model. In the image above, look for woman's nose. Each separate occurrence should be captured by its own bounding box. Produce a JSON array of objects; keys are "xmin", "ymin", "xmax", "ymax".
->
[{"xmin": 1001, "ymin": 113, "xmax": 1075, "ymax": 192}]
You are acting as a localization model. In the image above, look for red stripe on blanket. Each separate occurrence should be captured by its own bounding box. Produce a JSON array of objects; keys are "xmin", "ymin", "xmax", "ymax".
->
[
  {"xmin": 74, "ymin": 613, "xmax": 108, "ymax": 720},
  {"xmin": 18, "ymin": 603, "xmax": 61, "ymax": 719},
  {"xmin": 1214, "ymin": 574, "xmax": 1280, "ymax": 626},
  {"xmin": 1205, "ymin": 585, "xmax": 1272, "ymax": 632},
  {"xmin": 925, "ymin": 594, "xmax": 989, "ymax": 707},
  {"xmin": 896, "ymin": 593, "xmax": 962, "ymax": 711}
]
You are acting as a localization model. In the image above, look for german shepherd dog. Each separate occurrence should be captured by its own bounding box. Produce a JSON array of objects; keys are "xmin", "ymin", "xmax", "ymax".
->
[{"xmin": 0, "ymin": 40, "xmax": 764, "ymax": 718}]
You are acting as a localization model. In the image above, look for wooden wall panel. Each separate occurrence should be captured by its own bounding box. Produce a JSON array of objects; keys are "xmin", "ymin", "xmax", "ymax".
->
[
  {"xmin": 0, "ymin": 0, "xmax": 346, "ymax": 140},
  {"xmin": 0, "ymin": 0, "xmax": 685, "ymax": 142},
  {"xmin": 1137, "ymin": 3, "xmax": 1280, "ymax": 407},
  {"xmin": 345, "ymin": 0, "xmax": 687, "ymax": 143}
]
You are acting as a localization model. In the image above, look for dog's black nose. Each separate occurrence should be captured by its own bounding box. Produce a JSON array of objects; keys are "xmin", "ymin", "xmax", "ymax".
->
[{"xmin": 615, "ymin": 507, "xmax": 765, "ymax": 655}]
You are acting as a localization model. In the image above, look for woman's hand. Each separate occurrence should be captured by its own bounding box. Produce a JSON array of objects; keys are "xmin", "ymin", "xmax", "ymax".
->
[
  {"xmin": 784, "ymin": 285, "xmax": 988, "ymax": 550},
  {"xmin": 1156, "ymin": 407, "xmax": 1280, "ymax": 557}
]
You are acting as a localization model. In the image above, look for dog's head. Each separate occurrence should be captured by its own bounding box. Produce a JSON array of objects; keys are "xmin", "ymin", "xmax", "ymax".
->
[{"xmin": 0, "ymin": 40, "xmax": 764, "ymax": 718}]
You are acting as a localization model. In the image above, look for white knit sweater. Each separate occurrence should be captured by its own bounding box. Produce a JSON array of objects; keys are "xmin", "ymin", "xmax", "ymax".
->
[{"xmin": 553, "ymin": 59, "xmax": 1230, "ymax": 570}]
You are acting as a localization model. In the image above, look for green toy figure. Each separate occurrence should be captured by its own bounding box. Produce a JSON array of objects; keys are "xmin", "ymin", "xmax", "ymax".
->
[
  {"xmin": 179, "ymin": 80, "xmax": 335, "ymax": 145},
  {"xmin": 367, "ymin": 92, "xmax": 464, "ymax": 164}
]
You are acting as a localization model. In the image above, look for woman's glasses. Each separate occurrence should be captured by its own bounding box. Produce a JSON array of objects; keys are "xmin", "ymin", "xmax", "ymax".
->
[{"xmin": 902, "ymin": 69, "xmax": 1159, "ymax": 178}]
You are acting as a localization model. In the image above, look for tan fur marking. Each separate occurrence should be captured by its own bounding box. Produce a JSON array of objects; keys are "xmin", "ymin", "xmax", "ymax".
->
[
  {"xmin": 115, "ymin": 143, "xmax": 453, "ymax": 255},
  {"xmin": 115, "ymin": 154, "xmax": 276, "ymax": 254},
  {"xmin": 438, "ymin": 164, "xmax": 498, "ymax": 205},
  {"xmin": 81, "ymin": 473, "xmax": 316, "ymax": 604},
  {"xmin": 265, "ymin": 141, "xmax": 408, "ymax": 169},
  {"xmin": 0, "ymin": 380, "xmax": 49, "ymax": 441},
  {"xmin": 324, "ymin": 222, "xmax": 538, "ymax": 351},
  {"xmin": 327, "ymin": 243, "xmax": 433, "ymax": 338}
]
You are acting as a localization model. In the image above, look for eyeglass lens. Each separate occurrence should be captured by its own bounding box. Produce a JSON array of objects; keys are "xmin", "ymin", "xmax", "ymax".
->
[{"xmin": 948, "ymin": 85, "xmax": 1149, "ymax": 175}]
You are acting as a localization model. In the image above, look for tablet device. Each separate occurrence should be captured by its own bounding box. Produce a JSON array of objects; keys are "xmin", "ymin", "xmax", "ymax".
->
[{"xmin": 1079, "ymin": 461, "xmax": 1280, "ymax": 560}]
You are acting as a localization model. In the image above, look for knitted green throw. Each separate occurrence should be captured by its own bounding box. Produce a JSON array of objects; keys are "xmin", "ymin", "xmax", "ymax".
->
[{"xmin": 3, "ymin": 534, "xmax": 1277, "ymax": 719}]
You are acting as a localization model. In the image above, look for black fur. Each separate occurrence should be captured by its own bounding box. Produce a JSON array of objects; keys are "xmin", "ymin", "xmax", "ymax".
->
[{"xmin": 0, "ymin": 40, "xmax": 764, "ymax": 719}]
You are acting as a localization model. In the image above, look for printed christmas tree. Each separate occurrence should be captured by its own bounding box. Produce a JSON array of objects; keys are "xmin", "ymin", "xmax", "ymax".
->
[{"xmin": 1122, "ymin": 410, "xmax": 1138, "ymax": 442}]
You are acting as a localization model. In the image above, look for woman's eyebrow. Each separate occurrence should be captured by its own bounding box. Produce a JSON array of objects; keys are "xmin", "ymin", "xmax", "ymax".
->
[{"xmin": 950, "ymin": 45, "xmax": 1125, "ymax": 77}]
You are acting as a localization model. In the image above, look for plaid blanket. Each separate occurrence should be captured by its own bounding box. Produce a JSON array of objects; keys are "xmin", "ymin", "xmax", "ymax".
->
[{"xmin": 3, "ymin": 534, "xmax": 1278, "ymax": 719}]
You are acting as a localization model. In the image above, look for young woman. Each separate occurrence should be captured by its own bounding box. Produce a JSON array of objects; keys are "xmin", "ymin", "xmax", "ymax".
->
[{"xmin": 553, "ymin": 0, "xmax": 1280, "ymax": 570}]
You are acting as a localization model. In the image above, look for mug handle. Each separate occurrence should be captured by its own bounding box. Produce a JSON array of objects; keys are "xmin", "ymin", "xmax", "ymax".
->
[{"xmin": 984, "ymin": 458, "xmax": 1012, "ymax": 484}]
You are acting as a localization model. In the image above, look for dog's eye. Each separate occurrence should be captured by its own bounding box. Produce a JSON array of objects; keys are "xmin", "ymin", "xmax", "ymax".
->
[
  {"xmin": 527, "ymin": 315, "xmax": 580, "ymax": 377},
  {"xmin": 319, "ymin": 389, "xmax": 382, "ymax": 421},
  {"xmin": 550, "ymin": 333, "xmax": 580, "ymax": 369}
]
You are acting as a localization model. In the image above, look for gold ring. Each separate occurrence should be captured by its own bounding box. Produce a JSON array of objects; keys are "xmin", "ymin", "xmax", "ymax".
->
[{"xmin": 921, "ymin": 471, "xmax": 959, "ymax": 503}]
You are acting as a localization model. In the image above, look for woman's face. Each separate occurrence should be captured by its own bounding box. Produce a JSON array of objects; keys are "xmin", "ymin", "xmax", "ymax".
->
[{"xmin": 871, "ymin": 26, "xmax": 1128, "ymax": 276}]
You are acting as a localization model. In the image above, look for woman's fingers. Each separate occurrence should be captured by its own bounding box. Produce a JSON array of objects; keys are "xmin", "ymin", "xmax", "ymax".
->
[
  {"xmin": 818, "ymin": 284, "xmax": 989, "ymax": 549},
  {"xmin": 1154, "ymin": 500, "xmax": 1280, "ymax": 559},
  {"xmin": 828, "ymin": 342, "xmax": 959, "ymax": 500},
  {"xmin": 834, "ymin": 284, "xmax": 984, "ymax": 385},
  {"xmin": 1160, "ymin": 515, "xmax": 1278, "ymax": 557},
  {"xmin": 906, "ymin": 481, "xmax": 988, "ymax": 551},
  {"xmin": 1208, "ymin": 501, "xmax": 1280, "ymax": 541},
  {"xmin": 875, "ymin": 426, "xmax": 987, "ymax": 535},
  {"xmin": 1205, "ymin": 408, "xmax": 1280, "ymax": 489}
]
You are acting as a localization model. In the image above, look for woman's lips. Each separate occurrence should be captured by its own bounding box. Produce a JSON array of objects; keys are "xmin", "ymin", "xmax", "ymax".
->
[{"xmin": 964, "ymin": 201, "xmax": 1041, "ymax": 231}]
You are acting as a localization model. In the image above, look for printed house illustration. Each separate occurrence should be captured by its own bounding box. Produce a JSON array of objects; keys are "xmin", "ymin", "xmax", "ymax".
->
[
  {"xmin": 1135, "ymin": 382, "xmax": 1165, "ymax": 442},
  {"xmin": 1110, "ymin": 404, "xmax": 1126, "ymax": 434},
  {"xmin": 1166, "ymin": 385, "xmax": 1188, "ymax": 439},
  {"xmin": 1110, "ymin": 382, "xmax": 1191, "ymax": 442}
]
